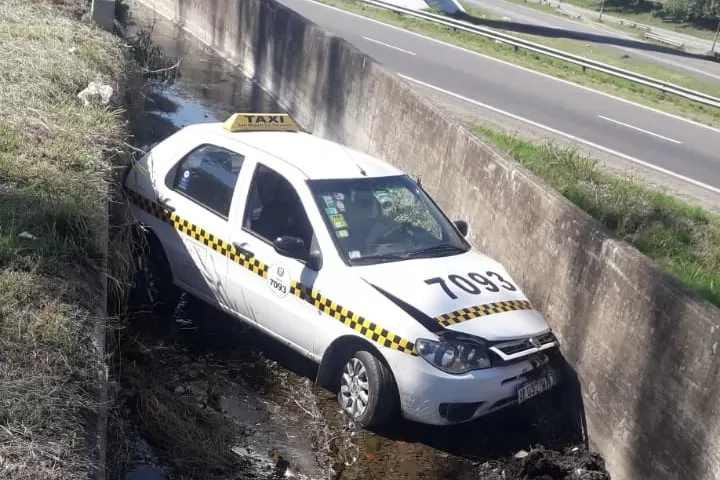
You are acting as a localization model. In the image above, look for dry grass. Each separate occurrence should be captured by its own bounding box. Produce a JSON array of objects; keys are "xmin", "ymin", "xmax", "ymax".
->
[{"xmin": 0, "ymin": 1, "xmax": 136, "ymax": 479}]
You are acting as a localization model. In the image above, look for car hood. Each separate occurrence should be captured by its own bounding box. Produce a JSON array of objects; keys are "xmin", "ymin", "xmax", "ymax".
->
[{"xmin": 354, "ymin": 249, "xmax": 550, "ymax": 341}]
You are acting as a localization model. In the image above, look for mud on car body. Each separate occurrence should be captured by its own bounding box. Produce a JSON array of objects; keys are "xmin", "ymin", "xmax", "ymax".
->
[{"xmin": 123, "ymin": 113, "xmax": 562, "ymax": 428}]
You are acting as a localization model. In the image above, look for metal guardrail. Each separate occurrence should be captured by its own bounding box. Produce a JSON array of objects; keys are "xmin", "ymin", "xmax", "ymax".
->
[
  {"xmin": 645, "ymin": 31, "xmax": 685, "ymax": 49},
  {"xmin": 358, "ymin": 0, "xmax": 720, "ymax": 109},
  {"xmin": 556, "ymin": 8, "xmax": 582, "ymax": 20}
]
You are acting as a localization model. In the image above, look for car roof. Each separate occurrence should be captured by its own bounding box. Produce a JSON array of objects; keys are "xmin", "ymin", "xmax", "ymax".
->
[{"xmin": 184, "ymin": 122, "xmax": 407, "ymax": 181}]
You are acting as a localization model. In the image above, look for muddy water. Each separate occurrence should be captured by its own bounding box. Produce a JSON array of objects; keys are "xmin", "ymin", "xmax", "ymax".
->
[{"xmin": 113, "ymin": 4, "xmax": 604, "ymax": 480}]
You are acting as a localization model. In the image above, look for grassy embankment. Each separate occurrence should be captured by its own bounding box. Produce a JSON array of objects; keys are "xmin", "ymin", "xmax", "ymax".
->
[
  {"xmin": 503, "ymin": 0, "xmax": 661, "ymax": 37},
  {"xmin": 554, "ymin": 0, "xmax": 720, "ymax": 42},
  {"xmin": 0, "ymin": 1, "xmax": 136, "ymax": 479},
  {"xmin": 461, "ymin": 0, "xmax": 718, "ymax": 87},
  {"xmin": 504, "ymin": 0, "xmax": 712, "ymax": 52},
  {"xmin": 317, "ymin": 0, "xmax": 720, "ymax": 128},
  {"xmin": 472, "ymin": 124, "xmax": 720, "ymax": 307}
]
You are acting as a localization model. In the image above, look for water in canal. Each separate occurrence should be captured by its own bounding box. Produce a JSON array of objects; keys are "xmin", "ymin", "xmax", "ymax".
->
[{"xmin": 109, "ymin": 3, "xmax": 609, "ymax": 480}]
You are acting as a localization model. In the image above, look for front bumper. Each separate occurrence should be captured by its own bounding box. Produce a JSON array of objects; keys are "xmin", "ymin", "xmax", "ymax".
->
[{"xmin": 389, "ymin": 349, "xmax": 560, "ymax": 425}]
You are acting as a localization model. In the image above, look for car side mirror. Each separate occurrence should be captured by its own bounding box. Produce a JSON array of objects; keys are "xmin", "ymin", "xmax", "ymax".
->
[
  {"xmin": 307, "ymin": 249, "xmax": 323, "ymax": 271},
  {"xmin": 453, "ymin": 220, "xmax": 469, "ymax": 237},
  {"xmin": 273, "ymin": 236, "xmax": 323, "ymax": 271}
]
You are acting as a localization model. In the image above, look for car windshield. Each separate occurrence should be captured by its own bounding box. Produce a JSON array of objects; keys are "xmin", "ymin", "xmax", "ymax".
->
[{"xmin": 307, "ymin": 175, "xmax": 470, "ymax": 265}]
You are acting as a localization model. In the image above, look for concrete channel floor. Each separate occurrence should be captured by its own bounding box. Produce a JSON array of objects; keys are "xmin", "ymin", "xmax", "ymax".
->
[{"xmin": 109, "ymin": 6, "xmax": 612, "ymax": 480}]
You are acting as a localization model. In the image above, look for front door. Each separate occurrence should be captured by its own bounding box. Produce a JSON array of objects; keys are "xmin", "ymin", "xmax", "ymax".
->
[{"xmin": 226, "ymin": 161, "xmax": 323, "ymax": 356}]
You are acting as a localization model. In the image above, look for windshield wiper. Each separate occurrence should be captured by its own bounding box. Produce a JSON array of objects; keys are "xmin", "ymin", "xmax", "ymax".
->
[
  {"xmin": 405, "ymin": 244, "xmax": 466, "ymax": 257},
  {"xmin": 351, "ymin": 253, "xmax": 408, "ymax": 264},
  {"xmin": 351, "ymin": 245, "xmax": 466, "ymax": 264}
]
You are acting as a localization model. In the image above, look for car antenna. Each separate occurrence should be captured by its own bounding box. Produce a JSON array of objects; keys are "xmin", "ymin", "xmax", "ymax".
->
[{"xmin": 341, "ymin": 146, "xmax": 367, "ymax": 176}]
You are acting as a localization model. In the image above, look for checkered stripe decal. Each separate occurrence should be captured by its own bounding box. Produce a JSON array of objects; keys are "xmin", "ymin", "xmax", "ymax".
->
[
  {"xmin": 126, "ymin": 189, "xmax": 417, "ymax": 355},
  {"xmin": 289, "ymin": 281, "xmax": 416, "ymax": 355},
  {"xmin": 435, "ymin": 300, "xmax": 533, "ymax": 327},
  {"xmin": 127, "ymin": 189, "xmax": 269, "ymax": 278}
]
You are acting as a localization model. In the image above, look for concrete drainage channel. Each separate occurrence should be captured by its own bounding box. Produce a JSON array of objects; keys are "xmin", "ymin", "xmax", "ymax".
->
[{"xmin": 106, "ymin": 6, "xmax": 611, "ymax": 480}]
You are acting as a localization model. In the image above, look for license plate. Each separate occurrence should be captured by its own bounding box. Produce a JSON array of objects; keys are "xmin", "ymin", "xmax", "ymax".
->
[{"xmin": 517, "ymin": 373, "xmax": 554, "ymax": 404}]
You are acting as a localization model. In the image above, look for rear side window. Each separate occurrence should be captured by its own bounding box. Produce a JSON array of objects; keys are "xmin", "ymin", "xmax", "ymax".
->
[{"xmin": 167, "ymin": 144, "xmax": 245, "ymax": 218}]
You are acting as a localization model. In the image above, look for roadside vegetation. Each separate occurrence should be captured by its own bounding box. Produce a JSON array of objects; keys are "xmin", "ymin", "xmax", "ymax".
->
[
  {"xmin": 0, "ymin": 1, "xmax": 138, "ymax": 479},
  {"xmin": 504, "ymin": 0, "xmax": 664, "ymax": 38},
  {"xmin": 472, "ymin": 124, "xmax": 720, "ymax": 307},
  {"xmin": 559, "ymin": 0, "xmax": 720, "ymax": 42},
  {"xmin": 317, "ymin": 0, "xmax": 720, "ymax": 128},
  {"xmin": 486, "ymin": 21, "xmax": 719, "ymax": 92}
]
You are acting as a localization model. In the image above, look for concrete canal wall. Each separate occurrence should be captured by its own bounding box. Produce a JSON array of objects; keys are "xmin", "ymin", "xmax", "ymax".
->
[{"xmin": 129, "ymin": 0, "xmax": 720, "ymax": 478}]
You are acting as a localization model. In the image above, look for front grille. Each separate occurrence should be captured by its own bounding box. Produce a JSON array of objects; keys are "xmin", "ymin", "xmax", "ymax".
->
[
  {"xmin": 488, "ymin": 332, "xmax": 558, "ymax": 366},
  {"xmin": 439, "ymin": 402, "xmax": 485, "ymax": 422},
  {"xmin": 494, "ymin": 332, "xmax": 557, "ymax": 357}
]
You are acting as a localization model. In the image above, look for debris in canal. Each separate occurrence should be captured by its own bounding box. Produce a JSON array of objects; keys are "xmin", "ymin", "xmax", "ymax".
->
[
  {"xmin": 107, "ymin": 297, "xmax": 347, "ymax": 480},
  {"xmin": 499, "ymin": 446, "xmax": 610, "ymax": 480}
]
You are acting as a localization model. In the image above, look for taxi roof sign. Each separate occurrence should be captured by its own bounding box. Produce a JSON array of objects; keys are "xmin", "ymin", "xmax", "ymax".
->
[{"xmin": 223, "ymin": 113, "xmax": 298, "ymax": 133}]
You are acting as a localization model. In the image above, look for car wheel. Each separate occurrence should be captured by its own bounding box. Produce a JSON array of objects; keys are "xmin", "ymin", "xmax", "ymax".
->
[
  {"xmin": 132, "ymin": 242, "xmax": 180, "ymax": 317},
  {"xmin": 337, "ymin": 350, "xmax": 397, "ymax": 428}
]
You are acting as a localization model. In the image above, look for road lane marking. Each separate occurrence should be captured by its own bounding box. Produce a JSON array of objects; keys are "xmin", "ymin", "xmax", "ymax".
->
[
  {"xmin": 362, "ymin": 36, "xmax": 416, "ymax": 55},
  {"xmin": 398, "ymin": 74, "xmax": 720, "ymax": 195},
  {"xmin": 294, "ymin": 0, "xmax": 720, "ymax": 135},
  {"xmin": 598, "ymin": 115, "xmax": 682, "ymax": 144},
  {"xmin": 472, "ymin": 0, "xmax": 720, "ymax": 81}
]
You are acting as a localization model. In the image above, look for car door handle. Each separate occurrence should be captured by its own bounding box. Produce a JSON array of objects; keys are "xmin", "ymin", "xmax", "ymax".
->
[
  {"xmin": 232, "ymin": 242, "xmax": 254, "ymax": 258},
  {"xmin": 157, "ymin": 198, "xmax": 175, "ymax": 213}
]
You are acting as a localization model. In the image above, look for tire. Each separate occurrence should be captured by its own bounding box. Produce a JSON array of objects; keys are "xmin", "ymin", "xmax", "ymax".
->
[
  {"xmin": 337, "ymin": 349, "xmax": 397, "ymax": 428},
  {"xmin": 130, "ymin": 239, "xmax": 181, "ymax": 318}
]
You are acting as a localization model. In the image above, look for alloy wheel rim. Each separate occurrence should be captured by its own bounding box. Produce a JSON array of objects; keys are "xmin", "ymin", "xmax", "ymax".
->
[{"xmin": 339, "ymin": 357, "xmax": 370, "ymax": 419}]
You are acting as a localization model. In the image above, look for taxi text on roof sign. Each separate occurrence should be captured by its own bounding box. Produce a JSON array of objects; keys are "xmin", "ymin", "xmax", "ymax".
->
[{"xmin": 223, "ymin": 113, "xmax": 298, "ymax": 132}]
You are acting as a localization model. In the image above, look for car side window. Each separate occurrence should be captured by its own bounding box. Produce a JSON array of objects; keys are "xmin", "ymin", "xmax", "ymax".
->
[
  {"xmin": 243, "ymin": 164, "xmax": 314, "ymax": 252},
  {"xmin": 166, "ymin": 144, "xmax": 245, "ymax": 218}
]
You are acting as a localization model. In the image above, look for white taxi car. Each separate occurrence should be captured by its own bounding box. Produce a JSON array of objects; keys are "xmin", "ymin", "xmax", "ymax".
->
[{"xmin": 124, "ymin": 112, "xmax": 561, "ymax": 428}]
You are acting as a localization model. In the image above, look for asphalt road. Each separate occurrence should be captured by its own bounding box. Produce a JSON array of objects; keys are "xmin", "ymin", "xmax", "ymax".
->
[
  {"xmin": 466, "ymin": 0, "xmax": 720, "ymax": 84},
  {"xmin": 277, "ymin": 0, "xmax": 720, "ymax": 195}
]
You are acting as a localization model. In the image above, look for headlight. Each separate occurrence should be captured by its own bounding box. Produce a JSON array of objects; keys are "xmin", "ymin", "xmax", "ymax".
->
[{"xmin": 415, "ymin": 337, "xmax": 492, "ymax": 374}]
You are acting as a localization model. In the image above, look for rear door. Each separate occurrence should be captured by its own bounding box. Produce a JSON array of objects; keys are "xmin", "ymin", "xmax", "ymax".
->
[{"xmin": 153, "ymin": 136, "xmax": 247, "ymax": 310}]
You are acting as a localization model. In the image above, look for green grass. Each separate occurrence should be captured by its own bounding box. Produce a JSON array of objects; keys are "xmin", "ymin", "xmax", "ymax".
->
[
  {"xmin": 506, "ymin": 32, "xmax": 717, "ymax": 93},
  {"xmin": 0, "ymin": 1, "xmax": 136, "ymax": 479},
  {"xmin": 472, "ymin": 123, "xmax": 720, "ymax": 306},
  {"xmin": 317, "ymin": 0, "xmax": 720, "ymax": 128},
  {"xmin": 506, "ymin": 0, "xmax": 650, "ymax": 37},
  {"xmin": 557, "ymin": 0, "xmax": 720, "ymax": 42},
  {"xmin": 459, "ymin": 1, "xmax": 504, "ymax": 20}
]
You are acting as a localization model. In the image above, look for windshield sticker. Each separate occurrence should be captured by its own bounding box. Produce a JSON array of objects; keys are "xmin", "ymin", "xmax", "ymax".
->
[
  {"xmin": 330, "ymin": 213, "xmax": 347, "ymax": 229},
  {"xmin": 267, "ymin": 263, "xmax": 290, "ymax": 298},
  {"xmin": 325, "ymin": 206, "xmax": 338, "ymax": 215},
  {"xmin": 177, "ymin": 170, "xmax": 191, "ymax": 190},
  {"xmin": 336, "ymin": 229, "xmax": 349, "ymax": 238},
  {"xmin": 335, "ymin": 200, "xmax": 345, "ymax": 212},
  {"xmin": 333, "ymin": 192, "xmax": 345, "ymax": 201},
  {"xmin": 348, "ymin": 250, "xmax": 361, "ymax": 259},
  {"xmin": 322, "ymin": 195, "xmax": 335, "ymax": 208}
]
